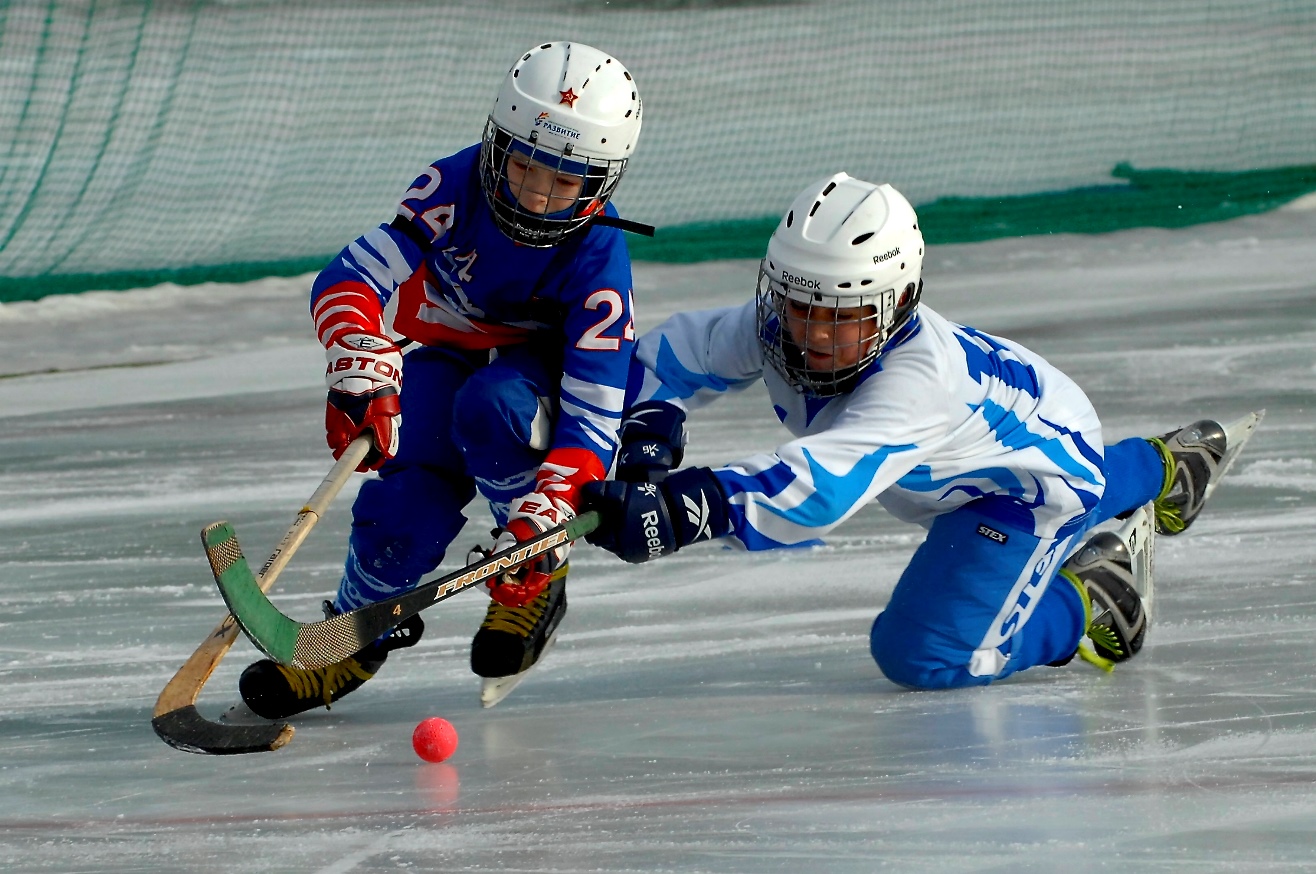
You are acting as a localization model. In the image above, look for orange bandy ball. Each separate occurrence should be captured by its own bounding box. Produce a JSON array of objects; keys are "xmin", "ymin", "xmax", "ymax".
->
[{"xmin": 412, "ymin": 717, "xmax": 459, "ymax": 763}]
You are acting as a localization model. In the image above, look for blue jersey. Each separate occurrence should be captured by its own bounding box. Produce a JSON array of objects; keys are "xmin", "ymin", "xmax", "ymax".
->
[
  {"xmin": 311, "ymin": 145, "xmax": 636, "ymax": 469},
  {"xmin": 632, "ymin": 301, "xmax": 1106, "ymax": 549}
]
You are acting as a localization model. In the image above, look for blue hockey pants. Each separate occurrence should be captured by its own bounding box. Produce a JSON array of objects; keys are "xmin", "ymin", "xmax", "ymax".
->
[
  {"xmin": 869, "ymin": 436, "xmax": 1164, "ymax": 689},
  {"xmin": 334, "ymin": 344, "xmax": 560, "ymax": 613}
]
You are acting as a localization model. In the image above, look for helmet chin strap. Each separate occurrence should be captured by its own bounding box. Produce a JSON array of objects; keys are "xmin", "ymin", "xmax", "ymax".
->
[{"xmin": 589, "ymin": 214, "xmax": 655, "ymax": 237}]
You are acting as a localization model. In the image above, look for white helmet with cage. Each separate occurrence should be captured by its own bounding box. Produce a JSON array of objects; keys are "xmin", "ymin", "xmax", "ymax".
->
[
  {"xmin": 756, "ymin": 173, "xmax": 925, "ymax": 396},
  {"xmin": 479, "ymin": 41, "xmax": 642, "ymax": 247}
]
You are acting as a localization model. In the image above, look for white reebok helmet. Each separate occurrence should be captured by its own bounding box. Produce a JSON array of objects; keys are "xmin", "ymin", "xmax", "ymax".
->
[
  {"xmin": 479, "ymin": 41, "xmax": 642, "ymax": 247},
  {"xmin": 756, "ymin": 173, "xmax": 925, "ymax": 396}
]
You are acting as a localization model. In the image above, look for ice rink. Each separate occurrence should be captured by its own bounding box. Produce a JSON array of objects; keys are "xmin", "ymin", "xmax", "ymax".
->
[{"xmin": 2, "ymin": 206, "xmax": 1315, "ymax": 872}]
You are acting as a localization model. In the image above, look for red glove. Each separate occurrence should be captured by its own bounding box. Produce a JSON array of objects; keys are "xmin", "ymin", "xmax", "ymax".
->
[
  {"xmin": 485, "ymin": 490, "xmax": 575, "ymax": 607},
  {"xmin": 324, "ymin": 332, "xmax": 404, "ymax": 471},
  {"xmin": 484, "ymin": 448, "xmax": 605, "ymax": 607}
]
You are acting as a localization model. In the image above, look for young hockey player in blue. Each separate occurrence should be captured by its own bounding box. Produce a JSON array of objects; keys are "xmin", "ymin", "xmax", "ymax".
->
[
  {"xmin": 583, "ymin": 173, "xmax": 1252, "ymax": 689},
  {"xmin": 240, "ymin": 41, "xmax": 647, "ymax": 716}
]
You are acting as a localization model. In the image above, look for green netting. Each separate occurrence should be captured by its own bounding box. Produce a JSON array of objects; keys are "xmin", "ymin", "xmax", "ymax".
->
[
  {"xmin": 2, "ymin": 0, "xmax": 1315, "ymax": 302},
  {"xmin": 631, "ymin": 163, "xmax": 1316, "ymax": 261}
]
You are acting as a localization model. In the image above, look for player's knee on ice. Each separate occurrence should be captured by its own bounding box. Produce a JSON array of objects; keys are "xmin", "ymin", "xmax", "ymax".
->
[
  {"xmin": 869, "ymin": 572, "xmax": 1089, "ymax": 691},
  {"xmin": 867, "ymin": 500, "xmax": 1093, "ymax": 690},
  {"xmin": 869, "ymin": 615, "xmax": 986, "ymax": 690}
]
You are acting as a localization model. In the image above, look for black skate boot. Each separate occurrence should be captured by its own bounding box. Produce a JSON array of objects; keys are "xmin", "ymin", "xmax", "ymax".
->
[
  {"xmin": 239, "ymin": 603, "xmax": 424, "ymax": 720},
  {"xmin": 1059, "ymin": 530, "xmax": 1146, "ymax": 671},
  {"xmin": 470, "ymin": 564, "xmax": 568, "ymax": 707},
  {"xmin": 1149, "ymin": 419, "xmax": 1228, "ymax": 536}
]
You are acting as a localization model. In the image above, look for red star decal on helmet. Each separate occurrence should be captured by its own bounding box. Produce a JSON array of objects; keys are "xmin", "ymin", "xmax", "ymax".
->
[{"xmin": 558, "ymin": 88, "xmax": 579, "ymax": 108}]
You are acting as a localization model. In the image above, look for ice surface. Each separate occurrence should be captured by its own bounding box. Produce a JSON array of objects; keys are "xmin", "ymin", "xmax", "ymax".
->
[{"xmin": 1, "ymin": 209, "xmax": 1315, "ymax": 872}]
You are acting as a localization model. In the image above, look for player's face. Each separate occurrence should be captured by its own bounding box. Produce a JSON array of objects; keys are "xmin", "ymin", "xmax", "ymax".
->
[
  {"xmin": 505, "ymin": 156, "xmax": 585, "ymax": 215},
  {"xmin": 782, "ymin": 298, "xmax": 880, "ymax": 371}
]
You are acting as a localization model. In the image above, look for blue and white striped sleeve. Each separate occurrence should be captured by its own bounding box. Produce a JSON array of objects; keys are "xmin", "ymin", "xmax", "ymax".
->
[
  {"xmin": 713, "ymin": 364, "xmax": 950, "ymax": 550},
  {"xmin": 310, "ymin": 162, "xmax": 449, "ymax": 308},
  {"xmin": 631, "ymin": 301, "xmax": 764, "ymax": 411}
]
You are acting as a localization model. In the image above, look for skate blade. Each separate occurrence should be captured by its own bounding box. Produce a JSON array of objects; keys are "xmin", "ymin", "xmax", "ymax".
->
[
  {"xmin": 1082, "ymin": 502, "xmax": 1156, "ymax": 625},
  {"xmin": 1203, "ymin": 410, "xmax": 1265, "ymax": 504},
  {"xmin": 1114, "ymin": 503, "xmax": 1156, "ymax": 625},
  {"xmin": 478, "ymin": 632, "xmax": 558, "ymax": 709},
  {"xmin": 480, "ymin": 675, "xmax": 525, "ymax": 709}
]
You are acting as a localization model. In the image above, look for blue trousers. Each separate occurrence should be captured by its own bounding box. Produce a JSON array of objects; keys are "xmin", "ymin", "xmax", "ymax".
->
[
  {"xmin": 334, "ymin": 345, "xmax": 559, "ymax": 613},
  {"xmin": 869, "ymin": 437, "xmax": 1164, "ymax": 689}
]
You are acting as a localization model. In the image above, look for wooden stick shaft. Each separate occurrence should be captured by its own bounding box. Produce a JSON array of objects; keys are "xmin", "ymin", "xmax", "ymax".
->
[
  {"xmin": 254, "ymin": 437, "xmax": 370, "ymax": 588},
  {"xmin": 152, "ymin": 436, "xmax": 371, "ymax": 722}
]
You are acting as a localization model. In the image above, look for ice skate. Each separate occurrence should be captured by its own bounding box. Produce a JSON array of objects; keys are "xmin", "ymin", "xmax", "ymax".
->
[
  {"xmin": 1061, "ymin": 528, "xmax": 1147, "ymax": 669},
  {"xmin": 238, "ymin": 604, "xmax": 423, "ymax": 720},
  {"xmin": 471, "ymin": 564, "xmax": 568, "ymax": 708},
  {"xmin": 1056, "ymin": 502, "xmax": 1156, "ymax": 671},
  {"xmin": 1148, "ymin": 411, "xmax": 1263, "ymax": 536}
]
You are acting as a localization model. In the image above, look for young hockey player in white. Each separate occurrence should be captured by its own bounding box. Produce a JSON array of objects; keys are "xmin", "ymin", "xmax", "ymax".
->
[
  {"xmin": 582, "ymin": 173, "xmax": 1252, "ymax": 688},
  {"xmin": 239, "ymin": 42, "xmax": 647, "ymax": 716}
]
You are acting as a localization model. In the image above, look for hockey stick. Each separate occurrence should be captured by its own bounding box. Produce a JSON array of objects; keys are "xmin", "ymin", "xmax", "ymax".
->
[
  {"xmin": 151, "ymin": 436, "xmax": 372, "ymax": 755},
  {"xmin": 204, "ymin": 510, "xmax": 600, "ymax": 670}
]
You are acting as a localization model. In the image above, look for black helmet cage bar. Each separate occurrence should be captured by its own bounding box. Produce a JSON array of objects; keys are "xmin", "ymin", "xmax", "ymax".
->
[{"xmin": 478, "ymin": 120, "xmax": 628, "ymax": 247}]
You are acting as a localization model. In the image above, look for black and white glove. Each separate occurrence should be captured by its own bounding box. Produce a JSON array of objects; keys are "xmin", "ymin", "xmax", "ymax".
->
[
  {"xmin": 580, "ymin": 466, "xmax": 729, "ymax": 563},
  {"xmin": 615, "ymin": 401, "xmax": 687, "ymax": 483}
]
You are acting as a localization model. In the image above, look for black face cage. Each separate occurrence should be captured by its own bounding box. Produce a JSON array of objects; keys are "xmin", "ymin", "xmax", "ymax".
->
[
  {"xmin": 755, "ymin": 267, "xmax": 923, "ymax": 397},
  {"xmin": 478, "ymin": 120, "xmax": 628, "ymax": 247}
]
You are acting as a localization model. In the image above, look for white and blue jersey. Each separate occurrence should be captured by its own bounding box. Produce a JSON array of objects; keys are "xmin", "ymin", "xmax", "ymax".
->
[
  {"xmin": 311, "ymin": 144, "xmax": 636, "ymax": 470},
  {"xmin": 632, "ymin": 300, "xmax": 1106, "ymax": 550}
]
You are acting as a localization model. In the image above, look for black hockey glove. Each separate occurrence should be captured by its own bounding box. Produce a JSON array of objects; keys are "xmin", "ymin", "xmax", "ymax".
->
[
  {"xmin": 614, "ymin": 401, "xmax": 687, "ymax": 483},
  {"xmin": 580, "ymin": 466, "xmax": 729, "ymax": 563}
]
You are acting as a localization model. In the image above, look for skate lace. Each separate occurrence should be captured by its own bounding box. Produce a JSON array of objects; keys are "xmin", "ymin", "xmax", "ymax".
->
[
  {"xmin": 1153, "ymin": 502, "xmax": 1187, "ymax": 534},
  {"xmin": 478, "ymin": 563, "xmax": 567, "ymax": 638},
  {"xmin": 1062, "ymin": 569, "xmax": 1117, "ymax": 673},
  {"xmin": 275, "ymin": 659, "xmax": 373, "ymax": 708},
  {"xmin": 1077, "ymin": 643, "xmax": 1115, "ymax": 673},
  {"xmin": 481, "ymin": 592, "xmax": 549, "ymax": 639},
  {"xmin": 1087, "ymin": 622, "xmax": 1122, "ymax": 656}
]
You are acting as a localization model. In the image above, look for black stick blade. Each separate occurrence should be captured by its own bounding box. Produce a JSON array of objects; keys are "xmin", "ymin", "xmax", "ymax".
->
[{"xmin": 152, "ymin": 706, "xmax": 294, "ymax": 755}]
